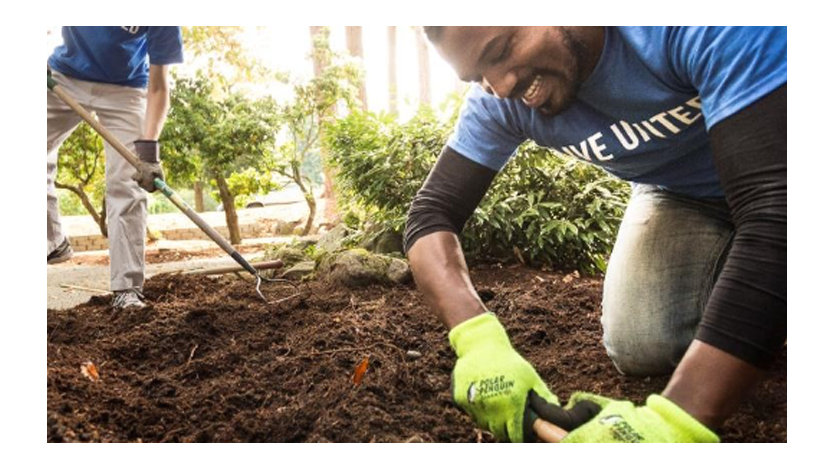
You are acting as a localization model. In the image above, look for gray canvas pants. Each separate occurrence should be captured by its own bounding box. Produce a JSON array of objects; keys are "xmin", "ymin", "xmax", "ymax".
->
[{"xmin": 47, "ymin": 71, "xmax": 148, "ymax": 292}]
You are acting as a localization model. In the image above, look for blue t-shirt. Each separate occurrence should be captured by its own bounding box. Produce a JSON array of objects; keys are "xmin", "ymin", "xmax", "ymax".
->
[
  {"xmin": 48, "ymin": 26, "xmax": 184, "ymax": 88},
  {"xmin": 448, "ymin": 26, "xmax": 787, "ymax": 198}
]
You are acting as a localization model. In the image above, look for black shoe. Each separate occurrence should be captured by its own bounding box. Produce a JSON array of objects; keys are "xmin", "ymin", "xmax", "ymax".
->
[{"xmin": 47, "ymin": 238, "xmax": 74, "ymax": 265}]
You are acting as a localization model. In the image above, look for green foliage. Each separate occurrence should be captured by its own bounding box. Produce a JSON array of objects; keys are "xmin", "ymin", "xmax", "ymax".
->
[
  {"xmin": 467, "ymin": 142, "xmax": 631, "ymax": 273},
  {"xmin": 147, "ymin": 189, "xmax": 198, "ymax": 214},
  {"xmin": 271, "ymin": 30, "xmax": 361, "ymax": 234},
  {"xmin": 161, "ymin": 73, "xmax": 280, "ymax": 204},
  {"xmin": 323, "ymin": 107, "xmax": 631, "ymax": 274},
  {"xmin": 58, "ymin": 190, "xmax": 89, "ymax": 215},
  {"xmin": 55, "ymin": 121, "xmax": 105, "ymax": 204},
  {"xmin": 226, "ymin": 168, "xmax": 276, "ymax": 208},
  {"xmin": 160, "ymin": 73, "xmax": 281, "ymax": 242},
  {"xmin": 54, "ymin": 121, "xmax": 108, "ymax": 233},
  {"xmin": 324, "ymin": 106, "xmax": 450, "ymax": 236}
]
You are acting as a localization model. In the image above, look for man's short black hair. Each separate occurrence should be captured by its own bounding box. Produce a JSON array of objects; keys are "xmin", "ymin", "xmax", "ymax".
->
[{"xmin": 423, "ymin": 26, "xmax": 444, "ymax": 43}]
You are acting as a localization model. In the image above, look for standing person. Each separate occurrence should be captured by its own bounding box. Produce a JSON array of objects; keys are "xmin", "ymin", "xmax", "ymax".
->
[
  {"xmin": 405, "ymin": 27, "xmax": 786, "ymax": 442},
  {"xmin": 47, "ymin": 26, "xmax": 184, "ymax": 309}
]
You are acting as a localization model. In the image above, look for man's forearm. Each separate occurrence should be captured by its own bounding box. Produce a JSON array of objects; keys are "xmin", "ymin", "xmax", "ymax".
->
[
  {"xmin": 662, "ymin": 340, "xmax": 764, "ymax": 430},
  {"xmin": 143, "ymin": 64, "xmax": 170, "ymax": 139},
  {"xmin": 407, "ymin": 231, "xmax": 488, "ymax": 329}
]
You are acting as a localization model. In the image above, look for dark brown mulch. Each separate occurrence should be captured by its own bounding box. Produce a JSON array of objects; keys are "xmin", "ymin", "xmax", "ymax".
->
[{"xmin": 46, "ymin": 264, "xmax": 786, "ymax": 443}]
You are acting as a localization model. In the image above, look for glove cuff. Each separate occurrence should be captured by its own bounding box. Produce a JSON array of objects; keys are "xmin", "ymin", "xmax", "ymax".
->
[
  {"xmin": 134, "ymin": 140, "xmax": 160, "ymax": 163},
  {"xmin": 448, "ymin": 312, "xmax": 511, "ymax": 357},
  {"xmin": 646, "ymin": 395, "xmax": 720, "ymax": 443}
]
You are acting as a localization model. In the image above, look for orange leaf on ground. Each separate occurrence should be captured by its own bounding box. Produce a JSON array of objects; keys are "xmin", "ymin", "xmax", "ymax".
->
[
  {"xmin": 80, "ymin": 361, "xmax": 99, "ymax": 381},
  {"xmin": 352, "ymin": 356, "xmax": 370, "ymax": 386}
]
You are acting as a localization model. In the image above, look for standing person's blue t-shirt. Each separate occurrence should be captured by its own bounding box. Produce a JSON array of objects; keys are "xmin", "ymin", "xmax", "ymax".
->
[
  {"xmin": 48, "ymin": 26, "xmax": 184, "ymax": 88},
  {"xmin": 447, "ymin": 26, "xmax": 787, "ymax": 198}
]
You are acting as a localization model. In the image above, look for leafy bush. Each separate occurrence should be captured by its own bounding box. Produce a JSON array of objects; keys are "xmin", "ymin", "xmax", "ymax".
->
[
  {"xmin": 324, "ymin": 107, "xmax": 449, "ymax": 237},
  {"xmin": 323, "ymin": 106, "xmax": 631, "ymax": 274}
]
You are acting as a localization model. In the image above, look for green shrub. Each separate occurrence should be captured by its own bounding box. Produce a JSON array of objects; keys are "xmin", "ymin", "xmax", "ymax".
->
[
  {"xmin": 324, "ymin": 107, "xmax": 448, "ymax": 238},
  {"xmin": 323, "ymin": 107, "xmax": 631, "ymax": 274}
]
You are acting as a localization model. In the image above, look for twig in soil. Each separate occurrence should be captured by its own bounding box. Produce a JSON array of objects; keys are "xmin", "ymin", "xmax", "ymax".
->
[
  {"xmin": 186, "ymin": 344, "xmax": 199, "ymax": 365},
  {"xmin": 301, "ymin": 341, "xmax": 401, "ymax": 359},
  {"xmin": 268, "ymin": 292, "xmax": 303, "ymax": 306},
  {"xmin": 161, "ymin": 426, "xmax": 187, "ymax": 442},
  {"xmin": 60, "ymin": 283, "xmax": 111, "ymax": 295}
]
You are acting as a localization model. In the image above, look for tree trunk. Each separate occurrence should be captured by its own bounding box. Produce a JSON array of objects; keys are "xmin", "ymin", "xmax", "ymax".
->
[
  {"xmin": 55, "ymin": 181, "xmax": 107, "ymax": 237},
  {"xmin": 345, "ymin": 26, "xmax": 368, "ymax": 111},
  {"xmin": 310, "ymin": 25, "xmax": 340, "ymax": 226},
  {"xmin": 193, "ymin": 180, "xmax": 205, "ymax": 213},
  {"xmin": 309, "ymin": 27, "xmax": 329, "ymax": 75},
  {"xmin": 387, "ymin": 26, "xmax": 398, "ymax": 116},
  {"xmin": 291, "ymin": 163, "xmax": 317, "ymax": 235},
  {"xmin": 303, "ymin": 190, "xmax": 317, "ymax": 236},
  {"xmin": 414, "ymin": 26, "xmax": 431, "ymax": 106},
  {"xmin": 214, "ymin": 173, "xmax": 241, "ymax": 245},
  {"xmin": 99, "ymin": 196, "xmax": 107, "ymax": 238}
]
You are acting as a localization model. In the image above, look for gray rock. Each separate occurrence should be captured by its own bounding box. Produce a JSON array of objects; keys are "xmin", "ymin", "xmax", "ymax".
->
[
  {"xmin": 406, "ymin": 350, "xmax": 422, "ymax": 360},
  {"xmin": 374, "ymin": 230, "xmax": 404, "ymax": 255},
  {"xmin": 386, "ymin": 258, "xmax": 412, "ymax": 284},
  {"xmin": 272, "ymin": 220, "xmax": 298, "ymax": 235},
  {"xmin": 358, "ymin": 228, "xmax": 404, "ymax": 255},
  {"xmin": 294, "ymin": 235, "xmax": 321, "ymax": 249},
  {"xmin": 281, "ymin": 260, "xmax": 316, "ymax": 280},
  {"xmin": 316, "ymin": 223, "xmax": 349, "ymax": 254},
  {"xmin": 263, "ymin": 245, "xmax": 308, "ymax": 266},
  {"xmin": 317, "ymin": 249, "xmax": 389, "ymax": 287}
]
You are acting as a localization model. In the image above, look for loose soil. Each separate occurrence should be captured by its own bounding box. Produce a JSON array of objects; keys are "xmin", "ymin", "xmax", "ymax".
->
[{"xmin": 47, "ymin": 264, "xmax": 786, "ymax": 443}]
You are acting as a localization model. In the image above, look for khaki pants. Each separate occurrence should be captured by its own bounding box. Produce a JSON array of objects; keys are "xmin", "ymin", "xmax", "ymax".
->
[{"xmin": 47, "ymin": 71, "xmax": 148, "ymax": 292}]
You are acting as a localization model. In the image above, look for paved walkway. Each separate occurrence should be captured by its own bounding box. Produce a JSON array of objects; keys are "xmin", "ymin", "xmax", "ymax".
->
[
  {"xmin": 48, "ymin": 194, "xmax": 327, "ymax": 310},
  {"xmin": 46, "ymin": 237, "xmax": 297, "ymax": 310}
]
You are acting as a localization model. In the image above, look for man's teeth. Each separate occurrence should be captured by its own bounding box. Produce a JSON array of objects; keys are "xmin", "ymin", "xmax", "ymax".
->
[{"xmin": 523, "ymin": 75, "xmax": 542, "ymax": 101}]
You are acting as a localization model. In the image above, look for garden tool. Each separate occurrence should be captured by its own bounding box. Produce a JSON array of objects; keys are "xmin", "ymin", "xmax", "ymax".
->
[
  {"xmin": 533, "ymin": 418, "xmax": 568, "ymax": 443},
  {"xmin": 48, "ymin": 74, "xmax": 287, "ymax": 303}
]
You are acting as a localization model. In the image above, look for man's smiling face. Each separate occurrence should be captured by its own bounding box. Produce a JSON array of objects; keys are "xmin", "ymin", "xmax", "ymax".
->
[{"xmin": 431, "ymin": 26, "xmax": 598, "ymax": 116}]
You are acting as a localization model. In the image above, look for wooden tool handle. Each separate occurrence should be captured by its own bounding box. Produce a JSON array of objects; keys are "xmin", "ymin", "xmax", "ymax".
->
[
  {"xmin": 185, "ymin": 259, "xmax": 285, "ymax": 276},
  {"xmin": 533, "ymin": 418, "xmax": 568, "ymax": 443},
  {"xmin": 50, "ymin": 83, "xmax": 142, "ymax": 170}
]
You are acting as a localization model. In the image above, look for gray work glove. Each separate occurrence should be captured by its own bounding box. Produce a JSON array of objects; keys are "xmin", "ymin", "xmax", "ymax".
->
[{"xmin": 132, "ymin": 140, "xmax": 164, "ymax": 192}]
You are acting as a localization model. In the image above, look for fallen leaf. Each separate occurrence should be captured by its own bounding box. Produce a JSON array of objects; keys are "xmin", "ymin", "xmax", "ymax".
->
[
  {"xmin": 352, "ymin": 356, "xmax": 370, "ymax": 386},
  {"xmin": 562, "ymin": 271, "xmax": 580, "ymax": 284},
  {"xmin": 80, "ymin": 361, "xmax": 99, "ymax": 382}
]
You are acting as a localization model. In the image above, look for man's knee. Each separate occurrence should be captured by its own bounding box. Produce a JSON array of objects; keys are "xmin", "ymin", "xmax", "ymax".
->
[{"xmin": 601, "ymin": 315, "xmax": 689, "ymax": 377}]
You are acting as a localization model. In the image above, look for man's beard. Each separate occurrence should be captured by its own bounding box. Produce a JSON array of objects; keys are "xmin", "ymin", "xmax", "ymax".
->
[{"xmin": 535, "ymin": 27, "xmax": 589, "ymax": 116}]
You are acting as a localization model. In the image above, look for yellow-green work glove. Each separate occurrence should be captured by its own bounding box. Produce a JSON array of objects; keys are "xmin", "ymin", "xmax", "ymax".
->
[
  {"xmin": 531, "ymin": 391, "xmax": 720, "ymax": 443},
  {"xmin": 449, "ymin": 312, "xmax": 559, "ymax": 442}
]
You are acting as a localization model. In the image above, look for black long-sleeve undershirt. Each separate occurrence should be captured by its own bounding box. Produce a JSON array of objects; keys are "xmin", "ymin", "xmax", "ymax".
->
[
  {"xmin": 403, "ymin": 145, "xmax": 497, "ymax": 253},
  {"xmin": 697, "ymin": 85, "xmax": 787, "ymax": 367},
  {"xmin": 404, "ymin": 84, "xmax": 786, "ymax": 368}
]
